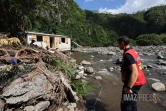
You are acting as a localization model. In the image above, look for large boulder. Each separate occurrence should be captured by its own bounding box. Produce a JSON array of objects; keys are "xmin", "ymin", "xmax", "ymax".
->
[
  {"xmin": 152, "ymin": 82, "xmax": 165, "ymax": 91},
  {"xmin": 2, "ymin": 74, "xmax": 48, "ymax": 104},
  {"xmin": 84, "ymin": 67, "xmax": 94, "ymax": 74}
]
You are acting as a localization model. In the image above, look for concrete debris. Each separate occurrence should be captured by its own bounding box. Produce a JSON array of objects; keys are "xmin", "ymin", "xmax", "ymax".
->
[
  {"xmin": 0, "ymin": 40, "xmax": 87, "ymax": 111},
  {"xmin": 24, "ymin": 106, "xmax": 35, "ymax": 111},
  {"xmin": 34, "ymin": 101, "xmax": 50, "ymax": 111}
]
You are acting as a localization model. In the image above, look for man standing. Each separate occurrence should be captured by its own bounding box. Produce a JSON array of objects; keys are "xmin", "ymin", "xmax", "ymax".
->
[{"xmin": 117, "ymin": 36, "xmax": 146, "ymax": 111}]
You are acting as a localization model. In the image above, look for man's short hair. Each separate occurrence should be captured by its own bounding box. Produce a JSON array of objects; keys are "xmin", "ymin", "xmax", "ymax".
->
[{"xmin": 117, "ymin": 36, "xmax": 130, "ymax": 45}]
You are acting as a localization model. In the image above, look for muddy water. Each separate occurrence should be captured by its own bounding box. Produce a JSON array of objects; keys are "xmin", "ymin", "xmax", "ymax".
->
[{"xmin": 72, "ymin": 52, "xmax": 166, "ymax": 111}]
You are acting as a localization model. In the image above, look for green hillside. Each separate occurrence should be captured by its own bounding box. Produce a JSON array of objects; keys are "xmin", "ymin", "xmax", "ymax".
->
[{"xmin": 0, "ymin": 0, "xmax": 166, "ymax": 46}]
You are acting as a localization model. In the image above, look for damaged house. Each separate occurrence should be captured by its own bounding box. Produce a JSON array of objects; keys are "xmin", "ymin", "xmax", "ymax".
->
[{"xmin": 25, "ymin": 31, "xmax": 71, "ymax": 52}]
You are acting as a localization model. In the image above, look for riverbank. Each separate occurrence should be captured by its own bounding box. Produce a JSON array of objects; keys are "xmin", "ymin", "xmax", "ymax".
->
[
  {"xmin": 0, "ymin": 45, "xmax": 87, "ymax": 111},
  {"xmin": 71, "ymin": 46, "xmax": 166, "ymax": 111}
]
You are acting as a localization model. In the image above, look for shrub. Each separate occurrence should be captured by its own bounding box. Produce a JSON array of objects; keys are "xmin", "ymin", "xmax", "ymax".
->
[
  {"xmin": 136, "ymin": 34, "xmax": 163, "ymax": 46},
  {"xmin": 130, "ymin": 39, "xmax": 137, "ymax": 46}
]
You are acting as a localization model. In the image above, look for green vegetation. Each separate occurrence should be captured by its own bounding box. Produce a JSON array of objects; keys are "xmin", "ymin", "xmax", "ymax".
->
[
  {"xmin": 0, "ymin": 0, "xmax": 166, "ymax": 46},
  {"xmin": 45, "ymin": 56, "xmax": 92, "ymax": 96},
  {"xmin": 136, "ymin": 34, "xmax": 162, "ymax": 46},
  {"xmin": 72, "ymin": 80, "xmax": 93, "ymax": 96},
  {"xmin": 49, "ymin": 58, "xmax": 76, "ymax": 79}
]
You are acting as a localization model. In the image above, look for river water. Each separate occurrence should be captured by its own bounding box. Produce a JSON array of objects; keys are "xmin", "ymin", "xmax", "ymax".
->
[{"xmin": 71, "ymin": 51, "xmax": 166, "ymax": 111}]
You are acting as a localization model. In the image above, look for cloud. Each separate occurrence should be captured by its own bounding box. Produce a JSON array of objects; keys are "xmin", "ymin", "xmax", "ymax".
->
[
  {"xmin": 85, "ymin": 0, "xmax": 94, "ymax": 3},
  {"xmin": 99, "ymin": 0, "xmax": 166, "ymax": 14}
]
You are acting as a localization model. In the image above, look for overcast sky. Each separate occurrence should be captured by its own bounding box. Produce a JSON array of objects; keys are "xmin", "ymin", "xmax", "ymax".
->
[{"xmin": 74, "ymin": 0, "xmax": 166, "ymax": 14}]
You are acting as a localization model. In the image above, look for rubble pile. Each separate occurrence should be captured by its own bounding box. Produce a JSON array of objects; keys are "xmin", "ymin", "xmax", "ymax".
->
[{"xmin": 0, "ymin": 37, "xmax": 86, "ymax": 111}]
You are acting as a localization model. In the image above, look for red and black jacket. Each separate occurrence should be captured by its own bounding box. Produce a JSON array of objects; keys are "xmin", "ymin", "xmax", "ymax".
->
[{"xmin": 121, "ymin": 48, "xmax": 146, "ymax": 86}]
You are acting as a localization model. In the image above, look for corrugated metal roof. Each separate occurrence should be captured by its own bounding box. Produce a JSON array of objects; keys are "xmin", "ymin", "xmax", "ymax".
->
[{"xmin": 25, "ymin": 31, "xmax": 70, "ymax": 38}]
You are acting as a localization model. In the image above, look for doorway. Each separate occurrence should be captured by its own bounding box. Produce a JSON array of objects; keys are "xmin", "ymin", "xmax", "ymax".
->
[{"xmin": 50, "ymin": 37, "xmax": 55, "ymax": 48}]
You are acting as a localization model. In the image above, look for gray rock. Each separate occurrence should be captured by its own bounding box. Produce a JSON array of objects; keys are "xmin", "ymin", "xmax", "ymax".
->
[
  {"xmin": 95, "ymin": 76, "xmax": 102, "ymax": 80},
  {"xmin": 78, "ymin": 66, "xmax": 84, "ymax": 70},
  {"xmin": 107, "ymin": 52, "xmax": 116, "ymax": 55},
  {"xmin": 143, "ymin": 52, "xmax": 151, "ymax": 56},
  {"xmin": 67, "ymin": 103, "xmax": 77, "ymax": 111},
  {"xmin": 108, "ymin": 59, "xmax": 113, "ymax": 62},
  {"xmin": 161, "ymin": 72, "xmax": 166, "ymax": 75},
  {"xmin": 109, "ymin": 67, "xmax": 114, "ymax": 72},
  {"xmin": 0, "ymin": 99, "xmax": 5, "ymax": 111},
  {"xmin": 84, "ymin": 67, "xmax": 94, "ymax": 74},
  {"xmin": 24, "ymin": 106, "xmax": 35, "ymax": 111},
  {"xmin": 152, "ymin": 82, "xmax": 166, "ymax": 91},
  {"xmin": 147, "ymin": 65, "xmax": 153, "ymax": 68},
  {"xmin": 143, "ymin": 65, "xmax": 148, "ymax": 69},
  {"xmin": 157, "ymin": 61, "xmax": 166, "ymax": 65},
  {"xmin": 57, "ymin": 108, "xmax": 63, "ymax": 111},
  {"xmin": 100, "ymin": 59, "xmax": 104, "ymax": 62},
  {"xmin": 63, "ymin": 102, "xmax": 69, "ymax": 106},
  {"xmin": 97, "ymin": 69, "xmax": 110, "ymax": 75},
  {"xmin": 75, "ymin": 75, "xmax": 81, "ymax": 79},
  {"xmin": 157, "ymin": 54, "xmax": 165, "ymax": 59},
  {"xmin": 3, "ymin": 74, "xmax": 47, "ymax": 104},
  {"xmin": 34, "ymin": 101, "xmax": 50, "ymax": 111},
  {"xmin": 81, "ymin": 60, "xmax": 91, "ymax": 65},
  {"xmin": 67, "ymin": 106, "xmax": 74, "ymax": 111},
  {"xmin": 83, "ymin": 73, "xmax": 88, "ymax": 76},
  {"xmin": 91, "ymin": 55, "xmax": 94, "ymax": 58},
  {"xmin": 78, "ymin": 70, "xmax": 84, "ymax": 75},
  {"xmin": 70, "ymin": 103, "xmax": 77, "ymax": 108},
  {"xmin": 3, "ymin": 82, "xmax": 30, "ymax": 97}
]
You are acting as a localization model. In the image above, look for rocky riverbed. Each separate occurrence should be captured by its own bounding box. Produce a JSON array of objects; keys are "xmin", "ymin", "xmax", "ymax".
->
[
  {"xmin": 72, "ymin": 46, "xmax": 166, "ymax": 111},
  {"xmin": 73, "ymin": 46, "xmax": 166, "ymax": 56}
]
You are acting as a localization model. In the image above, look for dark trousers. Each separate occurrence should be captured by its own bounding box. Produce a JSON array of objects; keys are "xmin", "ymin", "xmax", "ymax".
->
[{"xmin": 121, "ymin": 85, "xmax": 142, "ymax": 111}]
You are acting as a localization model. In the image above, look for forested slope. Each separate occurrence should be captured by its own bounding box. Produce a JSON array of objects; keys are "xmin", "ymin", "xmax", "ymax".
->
[{"xmin": 0, "ymin": 0, "xmax": 166, "ymax": 46}]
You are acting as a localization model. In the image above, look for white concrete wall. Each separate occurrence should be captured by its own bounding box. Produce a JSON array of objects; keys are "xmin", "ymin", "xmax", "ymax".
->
[
  {"xmin": 27, "ymin": 35, "xmax": 33, "ymax": 44},
  {"xmin": 58, "ymin": 38, "xmax": 71, "ymax": 51}
]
